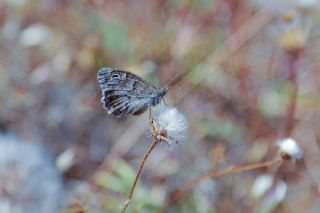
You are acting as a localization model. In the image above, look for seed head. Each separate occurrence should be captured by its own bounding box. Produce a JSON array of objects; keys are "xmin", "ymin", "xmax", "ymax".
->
[
  {"xmin": 277, "ymin": 138, "xmax": 303, "ymax": 160},
  {"xmin": 150, "ymin": 106, "xmax": 188, "ymax": 145}
]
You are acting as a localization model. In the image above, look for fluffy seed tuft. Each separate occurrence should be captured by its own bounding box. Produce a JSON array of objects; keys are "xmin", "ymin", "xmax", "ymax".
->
[
  {"xmin": 277, "ymin": 138, "xmax": 303, "ymax": 160},
  {"xmin": 150, "ymin": 106, "xmax": 188, "ymax": 145}
]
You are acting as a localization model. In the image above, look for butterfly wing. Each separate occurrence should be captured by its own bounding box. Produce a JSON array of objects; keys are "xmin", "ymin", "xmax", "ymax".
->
[
  {"xmin": 97, "ymin": 67, "xmax": 159, "ymax": 117},
  {"xmin": 101, "ymin": 90, "xmax": 151, "ymax": 117}
]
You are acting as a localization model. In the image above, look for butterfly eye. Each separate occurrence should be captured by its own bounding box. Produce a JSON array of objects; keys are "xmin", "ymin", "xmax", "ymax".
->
[{"xmin": 111, "ymin": 73, "xmax": 120, "ymax": 79}]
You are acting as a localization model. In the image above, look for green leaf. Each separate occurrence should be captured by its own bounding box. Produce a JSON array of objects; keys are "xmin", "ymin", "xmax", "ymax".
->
[
  {"xmin": 112, "ymin": 160, "xmax": 136, "ymax": 185},
  {"xmin": 96, "ymin": 172, "xmax": 127, "ymax": 193},
  {"xmin": 101, "ymin": 21, "xmax": 132, "ymax": 56}
]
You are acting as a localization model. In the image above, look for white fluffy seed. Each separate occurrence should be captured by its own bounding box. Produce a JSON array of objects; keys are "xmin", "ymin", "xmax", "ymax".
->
[{"xmin": 277, "ymin": 138, "xmax": 303, "ymax": 160}]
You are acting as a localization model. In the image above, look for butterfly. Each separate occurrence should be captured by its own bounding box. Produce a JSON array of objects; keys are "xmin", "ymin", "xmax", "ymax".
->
[{"xmin": 97, "ymin": 67, "xmax": 168, "ymax": 118}]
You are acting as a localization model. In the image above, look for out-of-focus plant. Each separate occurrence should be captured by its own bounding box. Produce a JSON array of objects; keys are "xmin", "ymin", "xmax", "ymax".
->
[{"xmin": 1, "ymin": 0, "xmax": 319, "ymax": 212}]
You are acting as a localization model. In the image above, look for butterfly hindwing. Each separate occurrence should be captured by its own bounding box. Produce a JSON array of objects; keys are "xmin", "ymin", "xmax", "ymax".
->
[{"xmin": 102, "ymin": 92, "xmax": 150, "ymax": 117}]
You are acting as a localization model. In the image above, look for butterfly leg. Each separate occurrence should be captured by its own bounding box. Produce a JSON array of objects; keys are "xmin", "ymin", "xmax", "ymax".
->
[
  {"xmin": 148, "ymin": 107, "xmax": 152, "ymax": 121},
  {"xmin": 162, "ymin": 97, "xmax": 168, "ymax": 106}
]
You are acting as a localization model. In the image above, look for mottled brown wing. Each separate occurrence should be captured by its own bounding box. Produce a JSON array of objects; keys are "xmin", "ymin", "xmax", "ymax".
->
[
  {"xmin": 98, "ymin": 67, "xmax": 158, "ymax": 95},
  {"xmin": 97, "ymin": 67, "xmax": 159, "ymax": 117}
]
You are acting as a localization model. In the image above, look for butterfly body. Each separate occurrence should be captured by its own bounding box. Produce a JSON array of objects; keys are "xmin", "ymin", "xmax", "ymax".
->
[{"xmin": 98, "ymin": 67, "xmax": 167, "ymax": 117}]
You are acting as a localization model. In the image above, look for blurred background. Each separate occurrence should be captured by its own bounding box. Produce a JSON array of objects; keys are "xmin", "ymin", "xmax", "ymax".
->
[{"xmin": 1, "ymin": 0, "xmax": 320, "ymax": 212}]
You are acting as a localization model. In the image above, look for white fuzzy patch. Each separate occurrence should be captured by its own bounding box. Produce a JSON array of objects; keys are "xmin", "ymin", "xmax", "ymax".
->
[
  {"xmin": 277, "ymin": 138, "xmax": 303, "ymax": 160},
  {"xmin": 157, "ymin": 106, "xmax": 188, "ymax": 140}
]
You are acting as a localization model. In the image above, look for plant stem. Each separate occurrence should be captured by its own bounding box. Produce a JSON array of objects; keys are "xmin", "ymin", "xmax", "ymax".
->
[
  {"xmin": 285, "ymin": 51, "xmax": 299, "ymax": 137},
  {"xmin": 120, "ymin": 139, "xmax": 159, "ymax": 213},
  {"xmin": 166, "ymin": 158, "xmax": 282, "ymax": 207}
]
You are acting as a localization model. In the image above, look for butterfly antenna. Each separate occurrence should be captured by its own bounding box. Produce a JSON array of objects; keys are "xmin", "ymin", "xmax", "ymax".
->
[{"xmin": 165, "ymin": 71, "xmax": 189, "ymax": 89}]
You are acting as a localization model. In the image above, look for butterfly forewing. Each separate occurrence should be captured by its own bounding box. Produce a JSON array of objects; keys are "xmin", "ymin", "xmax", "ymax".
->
[{"xmin": 97, "ymin": 67, "xmax": 167, "ymax": 117}]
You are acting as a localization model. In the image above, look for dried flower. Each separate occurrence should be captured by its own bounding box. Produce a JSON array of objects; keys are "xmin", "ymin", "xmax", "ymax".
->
[
  {"xmin": 277, "ymin": 138, "xmax": 303, "ymax": 160},
  {"xmin": 150, "ymin": 106, "xmax": 188, "ymax": 145}
]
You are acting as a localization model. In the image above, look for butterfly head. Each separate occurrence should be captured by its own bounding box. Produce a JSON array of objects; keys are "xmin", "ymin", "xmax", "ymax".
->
[
  {"xmin": 159, "ymin": 87, "xmax": 168, "ymax": 98},
  {"xmin": 151, "ymin": 87, "xmax": 168, "ymax": 106}
]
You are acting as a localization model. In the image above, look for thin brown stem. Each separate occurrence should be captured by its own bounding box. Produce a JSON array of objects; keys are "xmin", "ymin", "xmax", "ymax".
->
[
  {"xmin": 165, "ymin": 71, "xmax": 190, "ymax": 88},
  {"xmin": 120, "ymin": 139, "xmax": 159, "ymax": 213},
  {"xmin": 285, "ymin": 51, "xmax": 299, "ymax": 137},
  {"xmin": 166, "ymin": 158, "xmax": 282, "ymax": 207}
]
